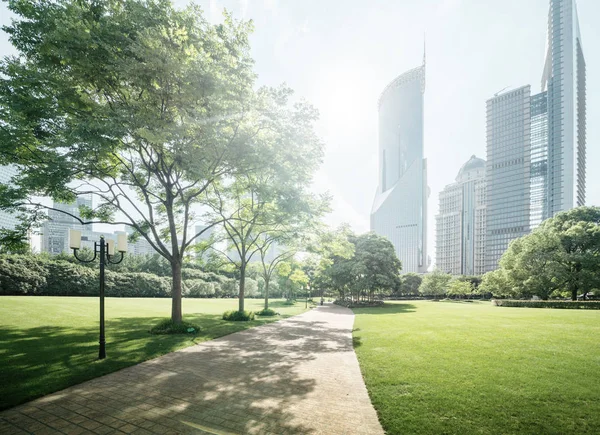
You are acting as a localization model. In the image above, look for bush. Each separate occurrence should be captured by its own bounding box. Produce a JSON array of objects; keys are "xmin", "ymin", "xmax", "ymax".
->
[
  {"xmin": 492, "ymin": 300, "xmax": 600, "ymax": 309},
  {"xmin": 149, "ymin": 319, "xmax": 201, "ymax": 334},
  {"xmin": 220, "ymin": 279, "xmax": 238, "ymax": 297},
  {"xmin": 46, "ymin": 261, "xmax": 97, "ymax": 296},
  {"xmin": 0, "ymin": 255, "xmax": 48, "ymax": 295},
  {"xmin": 222, "ymin": 310, "xmax": 255, "ymax": 321},
  {"xmin": 256, "ymin": 308, "xmax": 278, "ymax": 316},
  {"xmin": 104, "ymin": 271, "xmax": 171, "ymax": 297},
  {"xmin": 184, "ymin": 280, "xmax": 215, "ymax": 298}
]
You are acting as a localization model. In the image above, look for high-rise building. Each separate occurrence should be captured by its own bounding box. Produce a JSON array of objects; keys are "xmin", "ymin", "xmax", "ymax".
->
[
  {"xmin": 371, "ymin": 58, "xmax": 429, "ymax": 274},
  {"xmin": 41, "ymin": 196, "xmax": 92, "ymax": 255},
  {"xmin": 484, "ymin": 0, "xmax": 585, "ymax": 271},
  {"xmin": 0, "ymin": 165, "xmax": 21, "ymax": 231},
  {"xmin": 436, "ymin": 156, "xmax": 486, "ymax": 276},
  {"xmin": 485, "ymin": 86, "xmax": 532, "ymax": 272},
  {"xmin": 542, "ymin": 0, "xmax": 586, "ymax": 214}
]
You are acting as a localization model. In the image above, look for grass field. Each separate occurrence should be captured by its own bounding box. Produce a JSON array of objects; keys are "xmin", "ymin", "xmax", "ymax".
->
[
  {"xmin": 0, "ymin": 297, "xmax": 309, "ymax": 411},
  {"xmin": 352, "ymin": 300, "xmax": 600, "ymax": 435}
]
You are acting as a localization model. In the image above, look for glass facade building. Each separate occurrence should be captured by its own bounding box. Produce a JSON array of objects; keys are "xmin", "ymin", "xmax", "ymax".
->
[
  {"xmin": 542, "ymin": 0, "xmax": 586, "ymax": 213},
  {"xmin": 371, "ymin": 61, "xmax": 428, "ymax": 273},
  {"xmin": 484, "ymin": 0, "xmax": 585, "ymax": 271},
  {"xmin": 436, "ymin": 156, "xmax": 486, "ymax": 276},
  {"xmin": 485, "ymin": 86, "xmax": 532, "ymax": 272}
]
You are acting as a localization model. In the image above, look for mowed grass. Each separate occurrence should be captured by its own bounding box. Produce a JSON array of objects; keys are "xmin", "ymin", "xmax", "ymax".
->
[
  {"xmin": 0, "ymin": 297, "xmax": 308, "ymax": 411},
  {"xmin": 352, "ymin": 301, "xmax": 600, "ymax": 435}
]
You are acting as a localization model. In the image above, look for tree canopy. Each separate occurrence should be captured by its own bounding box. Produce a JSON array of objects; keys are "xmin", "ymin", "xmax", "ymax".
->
[
  {"xmin": 0, "ymin": 0, "xmax": 324, "ymax": 321},
  {"xmin": 480, "ymin": 206, "xmax": 600, "ymax": 300}
]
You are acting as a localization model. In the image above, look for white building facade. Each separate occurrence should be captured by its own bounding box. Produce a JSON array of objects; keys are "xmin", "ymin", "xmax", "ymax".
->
[
  {"xmin": 370, "ymin": 60, "xmax": 429, "ymax": 273},
  {"xmin": 436, "ymin": 156, "xmax": 486, "ymax": 276}
]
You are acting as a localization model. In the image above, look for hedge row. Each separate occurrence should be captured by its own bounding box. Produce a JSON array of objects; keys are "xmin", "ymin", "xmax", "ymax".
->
[
  {"xmin": 0, "ymin": 255, "xmax": 173, "ymax": 297},
  {"xmin": 492, "ymin": 300, "xmax": 600, "ymax": 309},
  {"xmin": 0, "ymin": 254, "xmax": 251, "ymax": 298}
]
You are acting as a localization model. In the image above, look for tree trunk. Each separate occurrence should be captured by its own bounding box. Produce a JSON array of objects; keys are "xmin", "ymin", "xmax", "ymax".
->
[
  {"xmin": 264, "ymin": 277, "xmax": 270, "ymax": 310},
  {"xmin": 171, "ymin": 260, "xmax": 183, "ymax": 324},
  {"xmin": 239, "ymin": 262, "xmax": 246, "ymax": 312}
]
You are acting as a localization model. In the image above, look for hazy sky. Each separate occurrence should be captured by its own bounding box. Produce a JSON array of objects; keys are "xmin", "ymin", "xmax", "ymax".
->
[{"xmin": 1, "ymin": 0, "xmax": 599, "ymax": 264}]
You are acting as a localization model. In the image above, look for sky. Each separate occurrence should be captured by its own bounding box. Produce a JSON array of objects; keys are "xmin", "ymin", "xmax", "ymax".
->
[{"xmin": 1, "ymin": 0, "xmax": 599, "ymax": 264}]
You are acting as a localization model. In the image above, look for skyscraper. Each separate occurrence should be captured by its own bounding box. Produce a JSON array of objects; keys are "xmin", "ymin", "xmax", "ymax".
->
[
  {"xmin": 436, "ymin": 156, "xmax": 486, "ymax": 276},
  {"xmin": 485, "ymin": 86, "xmax": 532, "ymax": 272},
  {"xmin": 484, "ymin": 0, "xmax": 585, "ymax": 271},
  {"xmin": 41, "ymin": 196, "xmax": 92, "ymax": 255},
  {"xmin": 542, "ymin": 0, "xmax": 586, "ymax": 214},
  {"xmin": 371, "ymin": 58, "xmax": 428, "ymax": 273}
]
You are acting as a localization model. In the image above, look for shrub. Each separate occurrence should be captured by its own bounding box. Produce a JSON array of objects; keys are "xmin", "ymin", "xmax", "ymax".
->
[
  {"xmin": 46, "ymin": 261, "xmax": 97, "ymax": 296},
  {"xmin": 0, "ymin": 255, "xmax": 48, "ymax": 295},
  {"xmin": 220, "ymin": 279, "xmax": 238, "ymax": 297},
  {"xmin": 256, "ymin": 308, "xmax": 278, "ymax": 316},
  {"xmin": 222, "ymin": 310, "xmax": 255, "ymax": 321},
  {"xmin": 149, "ymin": 319, "xmax": 201, "ymax": 334},
  {"xmin": 184, "ymin": 280, "xmax": 215, "ymax": 298},
  {"xmin": 492, "ymin": 300, "xmax": 600, "ymax": 310},
  {"xmin": 245, "ymin": 277, "xmax": 259, "ymax": 297},
  {"xmin": 104, "ymin": 271, "xmax": 171, "ymax": 297}
]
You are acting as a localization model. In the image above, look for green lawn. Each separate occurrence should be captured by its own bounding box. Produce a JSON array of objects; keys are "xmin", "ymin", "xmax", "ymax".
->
[
  {"xmin": 0, "ymin": 297, "xmax": 309, "ymax": 411},
  {"xmin": 352, "ymin": 300, "xmax": 600, "ymax": 435}
]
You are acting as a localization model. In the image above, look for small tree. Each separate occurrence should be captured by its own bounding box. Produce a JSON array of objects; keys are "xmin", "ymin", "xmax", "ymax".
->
[
  {"xmin": 419, "ymin": 269, "xmax": 451, "ymax": 299},
  {"xmin": 447, "ymin": 279, "xmax": 473, "ymax": 299},
  {"xmin": 400, "ymin": 273, "xmax": 422, "ymax": 296}
]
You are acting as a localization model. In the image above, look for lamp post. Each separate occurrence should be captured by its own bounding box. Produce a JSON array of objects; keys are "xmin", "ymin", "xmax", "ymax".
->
[{"xmin": 70, "ymin": 230, "xmax": 127, "ymax": 359}]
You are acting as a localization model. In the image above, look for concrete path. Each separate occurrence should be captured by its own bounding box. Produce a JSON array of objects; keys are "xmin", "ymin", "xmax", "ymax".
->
[{"xmin": 1, "ymin": 304, "xmax": 384, "ymax": 435}]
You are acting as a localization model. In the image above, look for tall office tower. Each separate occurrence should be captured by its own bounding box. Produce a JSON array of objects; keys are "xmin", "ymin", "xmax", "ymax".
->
[
  {"xmin": 436, "ymin": 156, "xmax": 486, "ymax": 276},
  {"xmin": 530, "ymin": 91, "xmax": 549, "ymax": 228},
  {"xmin": 41, "ymin": 196, "xmax": 93, "ymax": 254},
  {"xmin": 0, "ymin": 165, "xmax": 20, "ymax": 230},
  {"xmin": 542, "ymin": 0, "xmax": 586, "ymax": 214},
  {"xmin": 371, "ymin": 58, "xmax": 428, "ymax": 273},
  {"xmin": 485, "ymin": 86, "xmax": 532, "ymax": 272}
]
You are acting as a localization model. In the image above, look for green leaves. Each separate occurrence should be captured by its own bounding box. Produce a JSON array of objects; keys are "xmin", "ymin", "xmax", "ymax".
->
[{"xmin": 482, "ymin": 206, "xmax": 600, "ymax": 300}]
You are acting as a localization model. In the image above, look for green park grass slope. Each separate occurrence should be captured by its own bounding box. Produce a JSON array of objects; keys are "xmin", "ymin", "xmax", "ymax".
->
[
  {"xmin": 352, "ymin": 301, "xmax": 600, "ymax": 435},
  {"xmin": 0, "ymin": 297, "xmax": 308, "ymax": 411}
]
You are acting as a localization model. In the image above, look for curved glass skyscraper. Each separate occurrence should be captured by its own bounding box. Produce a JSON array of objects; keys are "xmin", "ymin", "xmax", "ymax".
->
[{"xmin": 370, "ymin": 61, "xmax": 428, "ymax": 273}]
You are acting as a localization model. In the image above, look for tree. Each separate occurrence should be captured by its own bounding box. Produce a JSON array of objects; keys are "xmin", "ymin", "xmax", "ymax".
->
[
  {"xmin": 479, "ymin": 268, "xmax": 513, "ymax": 298},
  {"xmin": 207, "ymin": 86, "xmax": 326, "ymax": 312},
  {"xmin": 419, "ymin": 269, "xmax": 451, "ymax": 298},
  {"xmin": 351, "ymin": 233, "xmax": 402, "ymax": 302},
  {"xmin": 492, "ymin": 207, "xmax": 600, "ymax": 300},
  {"xmin": 447, "ymin": 279, "xmax": 473, "ymax": 299},
  {"xmin": 0, "ymin": 0, "xmax": 261, "ymax": 323},
  {"xmin": 400, "ymin": 273, "xmax": 422, "ymax": 296}
]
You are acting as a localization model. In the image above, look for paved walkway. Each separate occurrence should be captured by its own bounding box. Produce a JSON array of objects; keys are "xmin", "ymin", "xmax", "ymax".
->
[{"xmin": 0, "ymin": 304, "xmax": 383, "ymax": 435}]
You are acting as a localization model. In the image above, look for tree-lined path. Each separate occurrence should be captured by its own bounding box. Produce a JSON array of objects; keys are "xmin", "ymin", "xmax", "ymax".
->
[{"xmin": 0, "ymin": 305, "xmax": 383, "ymax": 435}]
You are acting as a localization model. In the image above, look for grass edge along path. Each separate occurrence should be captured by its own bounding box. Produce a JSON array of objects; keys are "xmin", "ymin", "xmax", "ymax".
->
[
  {"xmin": 352, "ymin": 300, "xmax": 600, "ymax": 435},
  {"xmin": 0, "ymin": 297, "xmax": 311, "ymax": 411}
]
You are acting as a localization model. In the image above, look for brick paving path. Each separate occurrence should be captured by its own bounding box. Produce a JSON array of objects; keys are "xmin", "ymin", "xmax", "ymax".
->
[{"xmin": 0, "ymin": 304, "xmax": 384, "ymax": 435}]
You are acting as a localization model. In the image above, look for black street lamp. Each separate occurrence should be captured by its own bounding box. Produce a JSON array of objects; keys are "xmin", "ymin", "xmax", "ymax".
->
[{"xmin": 70, "ymin": 230, "xmax": 127, "ymax": 360}]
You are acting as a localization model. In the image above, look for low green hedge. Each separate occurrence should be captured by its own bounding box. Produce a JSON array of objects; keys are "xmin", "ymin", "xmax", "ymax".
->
[
  {"xmin": 0, "ymin": 255, "xmax": 171, "ymax": 297},
  {"xmin": 256, "ymin": 308, "xmax": 278, "ymax": 317},
  {"xmin": 492, "ymin": 300, "xmax": 600, "ymax": 309},
  {"xmin": 222, "ymin": 310, "xmax": 255, "ymax": 321}
]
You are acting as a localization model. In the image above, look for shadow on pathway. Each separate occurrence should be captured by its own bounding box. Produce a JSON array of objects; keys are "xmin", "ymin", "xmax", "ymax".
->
[{"xmin": 0, "ymin": 304, "xmax": 383, "ymax": 435}]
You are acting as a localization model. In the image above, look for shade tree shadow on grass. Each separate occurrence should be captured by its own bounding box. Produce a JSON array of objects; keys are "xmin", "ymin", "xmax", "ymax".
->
[
  {"xmin": 0, "ymin": 309, "xmax": 306, "ymax": 411},
  {"xmin": 1, "ymin": 304, "xmax": 357, "ymax": 434}
]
